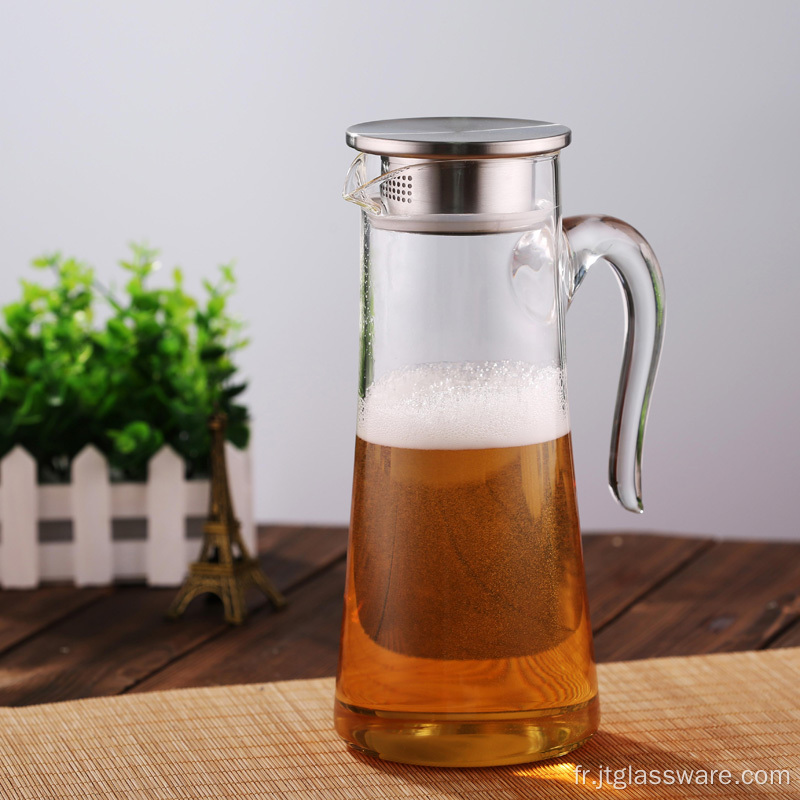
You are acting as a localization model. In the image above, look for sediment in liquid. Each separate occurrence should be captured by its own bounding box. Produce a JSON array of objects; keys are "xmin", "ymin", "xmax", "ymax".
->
[
  {"xmin": 339, "ymin": 360, "xmax": 593, "ymax": 690},
  {"xmin": 336, "ymin": 361, "xmax": 598, "ymax": 763}
]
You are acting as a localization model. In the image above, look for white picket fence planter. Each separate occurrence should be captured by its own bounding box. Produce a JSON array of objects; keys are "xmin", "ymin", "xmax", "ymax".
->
[{"xmin": 0, "ymin": 444, "xmax": 254, "ymax": 589}]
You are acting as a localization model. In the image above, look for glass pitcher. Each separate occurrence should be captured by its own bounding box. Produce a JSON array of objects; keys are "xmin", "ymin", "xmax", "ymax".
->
[{"xmin": 334, "ymin": 118, "xmax": 665, "ymax": 768}]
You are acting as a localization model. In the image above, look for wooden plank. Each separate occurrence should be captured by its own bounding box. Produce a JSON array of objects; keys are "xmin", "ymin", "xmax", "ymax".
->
[
  {"xmin": 0, "ymin": 587, "xmax": 109, "ymax": 654},
  {"xmin": 582, "ymin": 532, "xmax": 711, "ymax": 630},
  {"xmin": 0, "ymin": 526, "xmax": 347, "ymax": 706},
  {"xmin": 131, "ymin": 533, "xmax": 710, "ymax": 694},
  {"xmin": 0, "ymin": 528, "xmax": 761, "ymax": 706},
  {"xmin": 770, "ymin": 623, "xmax": 800, "ymax": 649},
  {"xmin": 130, "ymin": 562, "xmax": 346, "ymax": 692},
  {"xmin": 257, "ymin": 525, "xmax": 346, "ymax": 583},
  {"xmin": 593, "ymin": 540, "xmax": 800, "ymax": 662},
  {"xmin": 763, "ymin": 604, "xmax": 800, "ymax": 649}
]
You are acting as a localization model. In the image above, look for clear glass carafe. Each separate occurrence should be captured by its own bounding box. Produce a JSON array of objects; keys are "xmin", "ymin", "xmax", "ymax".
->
[{"xmin": 334, "ymin": 118, "xmax": 665, "ymax": 768}]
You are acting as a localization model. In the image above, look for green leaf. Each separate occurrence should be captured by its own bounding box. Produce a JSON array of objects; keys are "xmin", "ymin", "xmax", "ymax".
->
[
  {"xmin": 226, "ymin": 422, "xmax": 249, "ymax": 449},
  {"xmin": 222, "ymin": 382, "xmax": 247, "ymax": 399},
  {"xmin": 220, "ymin": 263, "xmax": 235, "ymax": 284},
  {"xmin": 31, "ymin": 253, "xmax": 60, "ymax": 269},
  {"xmin": 0, "ymin": 246, "xmax": 249, "ymax": 480},
  {"xmin": 200, "ymin": 345, "xmax": 226, "ymax": 361}
]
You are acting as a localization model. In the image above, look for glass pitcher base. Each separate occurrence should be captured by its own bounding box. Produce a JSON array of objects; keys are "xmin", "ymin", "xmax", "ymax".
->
[{"xmin": 334, "ymin": 695, "xmax": 599, "ymax": 768}]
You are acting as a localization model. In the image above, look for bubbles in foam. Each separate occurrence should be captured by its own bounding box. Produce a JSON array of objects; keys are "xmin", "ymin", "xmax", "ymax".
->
[{"xmin": 357, "ymin": 361, "xmax": 569, "ymax": 450}]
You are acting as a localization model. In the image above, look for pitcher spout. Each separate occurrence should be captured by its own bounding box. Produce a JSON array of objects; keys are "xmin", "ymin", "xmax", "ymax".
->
[{"xmin": 342, "ymin": 153, "xmax": 383, "ymax": 214}]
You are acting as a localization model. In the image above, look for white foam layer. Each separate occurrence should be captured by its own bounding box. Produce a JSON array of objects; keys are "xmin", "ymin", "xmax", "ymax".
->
[{"xmin": 357, "ymin": 361, "xmax": 569, "ymax": 450}]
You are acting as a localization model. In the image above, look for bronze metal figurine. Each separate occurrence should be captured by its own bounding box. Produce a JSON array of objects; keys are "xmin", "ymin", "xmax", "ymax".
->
[{"xmin": 168, "ymin": 413, "xmax": 286, "ymax": 624}]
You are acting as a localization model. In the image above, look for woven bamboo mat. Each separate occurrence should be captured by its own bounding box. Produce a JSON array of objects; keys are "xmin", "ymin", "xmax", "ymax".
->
[{"xmin": 0, "ymin": 648, "xmax": 798, "ymax": 799}]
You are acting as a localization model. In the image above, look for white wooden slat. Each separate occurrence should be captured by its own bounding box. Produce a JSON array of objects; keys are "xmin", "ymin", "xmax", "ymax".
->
[
  {"xmin": 146, "ymin": 446, "xmax": 187, "ymax": 586},
  {"xmin": 185, "ymin": 479, "xmax": 209, "ymax": 515},
  {"xmin": 110, "ymin": 483, "xmax": 148, "ymax": 518},
  {"xmin": 2, "ymin": 446, "xmax": 250, "ymax": 587},
  {"xmin": 226, "ymin": 443, "xmax": 256, "ymax": 556},
  {"xmin": 72, "ymin": 445, "xmax": 113, "ymax": 586},
  {"xmin": 0, "ymin": 446, "xmax": 39, "ymax": 588},
  {"xmin": 38, "ymin": 485, "xmax": 72, "ymax": 520},
  {"xmin": 38, "ymin": 542, "xmax": 74, "ymax": 581},
  {"xmin": 113, "ymin": 541, "xmax": 146, "ymax": 580}
]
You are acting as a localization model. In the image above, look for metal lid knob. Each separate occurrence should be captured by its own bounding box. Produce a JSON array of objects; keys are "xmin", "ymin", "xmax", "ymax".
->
[{"xmin": 346, "ymin": 117, "xmax": 571, "ymax": 158}]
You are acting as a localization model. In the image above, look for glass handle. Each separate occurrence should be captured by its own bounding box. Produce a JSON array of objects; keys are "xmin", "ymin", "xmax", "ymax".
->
[{"xmin": 563, "ymin": 215, "xmax": 666, "ymax": 513}]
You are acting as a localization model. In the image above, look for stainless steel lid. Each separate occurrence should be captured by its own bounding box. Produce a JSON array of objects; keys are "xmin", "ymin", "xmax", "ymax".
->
[{"xmin": 346, "ymin": 117, "xmax": 571, "ymax": 158}]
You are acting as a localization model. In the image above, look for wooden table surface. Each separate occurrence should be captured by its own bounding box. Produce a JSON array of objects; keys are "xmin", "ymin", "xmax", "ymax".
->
[{"xmin": 0, "ymin": 527, "xmax": 799, "ymax": 707}]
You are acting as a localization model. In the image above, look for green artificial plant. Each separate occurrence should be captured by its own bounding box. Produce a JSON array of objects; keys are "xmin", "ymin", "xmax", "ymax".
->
[{"xmin": 0, "ymin": 245, "xmax": 249, "ymax": 482}]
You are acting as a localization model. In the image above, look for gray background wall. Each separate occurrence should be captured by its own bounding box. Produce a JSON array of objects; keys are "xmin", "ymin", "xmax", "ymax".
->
[{"xmin": 1, "ymin": 1, "xmax": 798, "ymax": 539}]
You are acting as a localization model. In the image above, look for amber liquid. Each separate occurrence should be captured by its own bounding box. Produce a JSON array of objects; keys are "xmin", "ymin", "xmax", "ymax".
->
[{"xmin": 335, "ymin": 433, "xmax": 599, "ymax": 767}]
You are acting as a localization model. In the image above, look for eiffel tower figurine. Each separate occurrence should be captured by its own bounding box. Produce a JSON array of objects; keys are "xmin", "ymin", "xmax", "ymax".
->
[{"xmin": 168, "ymin": 413, "xmax": 286, "ymax": 624}]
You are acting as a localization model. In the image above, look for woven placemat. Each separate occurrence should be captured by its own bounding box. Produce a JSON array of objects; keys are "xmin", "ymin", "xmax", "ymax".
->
[{"xmin": 1, "ymin": 648, "xmax": 798, "ymax": 799}]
